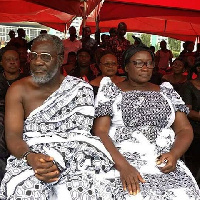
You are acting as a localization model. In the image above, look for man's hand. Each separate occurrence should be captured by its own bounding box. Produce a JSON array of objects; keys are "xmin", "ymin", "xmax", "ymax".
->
[{"xmin": 27, "ymin": 153, "xmax": 60, "ymax": 183}]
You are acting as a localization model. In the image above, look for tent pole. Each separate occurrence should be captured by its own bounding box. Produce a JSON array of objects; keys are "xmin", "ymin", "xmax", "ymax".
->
[{"xmin": 82, "ymin": 0, "xmax": 87, "ymax": 28}]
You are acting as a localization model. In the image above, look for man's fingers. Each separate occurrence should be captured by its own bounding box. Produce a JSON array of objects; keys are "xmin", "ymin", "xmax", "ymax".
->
[
  {"xmin": 35, "ymin": 173, "xmax": 59, "ymax": 183},
  {"xmin": 35, "ymin": 170, "xmax": 60, "ymax": 183}
]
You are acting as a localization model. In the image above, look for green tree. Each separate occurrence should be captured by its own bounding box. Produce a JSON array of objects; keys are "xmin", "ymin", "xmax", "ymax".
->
[
  {"xmin": 141, "ymin": 33, "xmax": 151, "ymax": 47},
  {"xmin": 168, "ymin": 37, "xmax": 181, "ymax": 57},
  {"xmin": 126, "ymin": 33, "xmax": 134, "ymax": 44}
]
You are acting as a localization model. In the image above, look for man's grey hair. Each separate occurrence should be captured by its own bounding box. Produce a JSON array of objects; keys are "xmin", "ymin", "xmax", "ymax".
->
[{"xmin": 32, "ymin": 34, "xmax": 64, "ymax": 57}]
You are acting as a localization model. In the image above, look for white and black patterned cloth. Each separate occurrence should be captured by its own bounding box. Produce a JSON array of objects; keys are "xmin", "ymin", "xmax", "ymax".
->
[
  {"xmin": 94, "ymin": 77, "xmax": 200, "ymax": 200},
  {"xmin": 0, "ymin": 76, "xmax": 114, "ymax": 200}
]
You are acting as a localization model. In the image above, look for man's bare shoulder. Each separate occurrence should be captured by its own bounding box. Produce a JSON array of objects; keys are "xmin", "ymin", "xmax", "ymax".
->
[{"xmin": 7, "ymin": 76, "xmax": 33, "ymax": 95}]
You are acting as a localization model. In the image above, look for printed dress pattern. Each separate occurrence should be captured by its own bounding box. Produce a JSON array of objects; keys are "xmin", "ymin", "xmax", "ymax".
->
[
  {"xmin": 0, "ymin": 76, "xmax": 114, "ymax": 200},
  {"xmin": 94, "ymin": 77, "xmax": 200, "ymax": 200}
]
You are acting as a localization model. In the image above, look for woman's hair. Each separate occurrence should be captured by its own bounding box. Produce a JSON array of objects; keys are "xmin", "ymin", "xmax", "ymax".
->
[
  {"xmin": 77, "ymin": 48, "xmax": 91, "ymax": 57},
  {"xmin": 172, "ymin": 57, "xmax": 186, "ymax": 68},
  {"xmin": 193, "ymin": 58, "xmax": 200, "ymax": 74},
  {"xmin": 97, "ymin": 50, "xmax": 116, "ymax": 65},
  {"xmin": 122, "ymin": 44, "xmax": 155, "ymax": 70}
]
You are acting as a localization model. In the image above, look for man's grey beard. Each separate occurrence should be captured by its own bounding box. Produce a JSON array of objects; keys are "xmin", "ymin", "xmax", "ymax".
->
[{"xmin": 31, "ymin": 64, "xmax": 59, "ymax": 84}]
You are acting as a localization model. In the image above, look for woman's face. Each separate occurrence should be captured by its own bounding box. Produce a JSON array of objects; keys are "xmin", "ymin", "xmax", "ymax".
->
[
  {"xmin": 126, "ymin": 51, "xmax": 153, "ymax": 83},
  {"xmin": 99, "ymin": 54, "xmax": 118, "ymax": 77},
  {"xmin": 172, "ymin": 60, "xmax": 184, "ymax": 74}
]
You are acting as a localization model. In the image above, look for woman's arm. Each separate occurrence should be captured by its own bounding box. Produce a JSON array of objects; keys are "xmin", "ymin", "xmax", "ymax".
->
[
  {"xmin": 93, "ymin": 116, "xmax": 145, "ymax": 195},
  {"xmin": 158, "ymin": 111, "xmax": 193, "ymax": 173}
]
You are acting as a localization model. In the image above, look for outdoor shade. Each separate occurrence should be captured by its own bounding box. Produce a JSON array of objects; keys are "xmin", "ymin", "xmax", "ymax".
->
[
  {"xmin": 0, "ymin": 0, "xmax": 200, "ymax": 41},
  {"xmin": 26, "ymin": 0, "xmax": 103, "ymax": 16},
  {"xmin": 85, "ymin": 0, "xmax": 200, "ymax": 41},
  {"xmin": 0, "ymin": 0, "xmax": 77, "ymax": 31}
]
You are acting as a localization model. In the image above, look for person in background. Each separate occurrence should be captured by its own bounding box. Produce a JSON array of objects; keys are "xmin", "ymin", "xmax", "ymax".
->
[
  {"xmin": 132, "ymin": 35, "xmax": 142, "ymax": 47},
  {"xmin": 98, "ymin": 34, "xmax": 110, "ymax": 49},
  {"xmin": 81, "ymin": 26, "xmax": 98, "ymax": 61},
  {"xmin": 109, "ymin": 27, "xmax": 117, "ymax": 38},
  {"xmin": 18, "ymin": 46, "xmax": 30, "ymax": 76},
  {"xmin": 0, "ymin": 46, "xmax": 26, "ymax": 183},
  {"xmin": 12, "ymin": 28, "xmax": 27, "ymax": 49},
  {"xmin": 162, "ymin": 58, "xmax": 187, "ymax": 95},
  {"xmin": 149, "ymin": 45, "xmax": 155, "ymax": 56},
  {"xmin": 90, "ymin": 50, "xmax": 125, "ymax": 96},
  {"xmin": 62, "ymin": 26, "xmax": 82, "ymax": 64},
  {"xmin": 71, "ymin": 48, "xmax": 99, "ymax": 82},
  {"xmin": 61, "ymin": 51, "xmax": 77, "ymax": 76},
  {"xmin": 155, "ymin": 40, "xmax": 173, "ymax": 74},
  {"xmin": 6, "ymin": 30, "xmax": 16, "ymax": 47},
  {"xmin": 108, "ymin": 22, "xmax": 130, "ymax": 73},
  {"xmin": 181, "ymin": 59, "xmax": 200, "ymax": 185},
  {"xmin": 93, "ymin": 44, "xmax": 200, "ymax": 199}
]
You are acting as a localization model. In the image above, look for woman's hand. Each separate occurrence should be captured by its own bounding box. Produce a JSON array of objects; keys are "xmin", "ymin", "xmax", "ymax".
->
[
  {"xmin": 27, "ymin": 153, "xmax": 60, "ymax": 183},
  {"xmin": 116, "ymin": 162, "xmax": 145, "ymax": 195},
  {"xmin": 156, "ymin": 152, "xmax": 178, "ymax": 173}
]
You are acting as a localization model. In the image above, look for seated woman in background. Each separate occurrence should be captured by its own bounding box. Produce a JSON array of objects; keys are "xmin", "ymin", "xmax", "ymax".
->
[
  {"xmin": 181, "ymin": 60, "xmax": 200, "ymax": 185},
  {"xmin": 162, "ymin": 58, "xmax": 187, "ymax": 95},
  {"xmin": 61, "ymin": 51, "xmax": 76, "ymax": 76},
  {"xmin": 93, "ymin": 44, "xmax": 200, "ymax": 199},
  {"xmin": 89, "ymin": 50, "xmax": 126, "ymax": 96},
  {"xmin": 71, "ymin": 48, "xmax": 99, "ymax": 82}
]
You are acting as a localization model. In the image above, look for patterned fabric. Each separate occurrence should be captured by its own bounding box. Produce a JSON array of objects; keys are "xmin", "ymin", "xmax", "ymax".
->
[
  {"xmin": 94, "ymin": 77, "xmax": 200, "ymax": 199},
  {"xmin": 0, "ymin": 76, "xmax": 114, "ymax": 200}
]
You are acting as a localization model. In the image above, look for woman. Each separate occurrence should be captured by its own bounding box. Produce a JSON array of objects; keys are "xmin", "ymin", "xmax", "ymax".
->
[
  {"xmin": 71, "ymin": 48, "xmax": 99, "ymax": 82},
  {"xmin": 90, "ymin": 50, "xmax": 126, "ymax": 96},
  {"xmin": 182, "ymin": 60, "xmax": 200, "ymax": 184},
  {"xmin": 93, "ymin": 45, "xmax": 200, "ymax": 199},
  {"xmin": 61, "ymin": 51, "xmax": 77, "ymax": 76},
  {"xmin": 162, "ymin": 58, "xmax": 187, "ymax": 95}
]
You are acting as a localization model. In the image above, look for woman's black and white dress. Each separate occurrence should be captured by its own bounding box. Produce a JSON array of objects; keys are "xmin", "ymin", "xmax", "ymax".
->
[{"xmin": 94, "ymin": 77, "xmax": 200, "ymax": 199}]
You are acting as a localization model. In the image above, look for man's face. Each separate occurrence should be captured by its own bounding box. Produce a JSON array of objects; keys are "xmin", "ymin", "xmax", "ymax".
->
[
  {"xmin": 69, "ymin": 27, "xmax": 76, "ymax": 36},
  {"xmin": 84, "ymin": 27, "xmax": 91, "ymax": 38},
  {"xmin": 30, "ymin": 40, "xmax": 62, "ymax": 84},
  {"xmin": 2, "ymin": 50, "xmax": 20, "ymax": 74},
  {"xmin": 77, "ymin": 51, "xmax": 91, "ymax": 68},
  {"xmin": 160, "ymin": 41, "xmax": 166, "ymax": 50},
  {"xmin": 118, "ymin": 24, "xmax": 127, "ymax": 37}
]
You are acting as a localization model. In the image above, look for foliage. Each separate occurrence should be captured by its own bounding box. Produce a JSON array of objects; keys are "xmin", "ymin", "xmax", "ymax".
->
[
  {"xmin": 140, "ymin": 33, "xmax": 151, "ymax": 47},
  {"xmin": 168, "ymin": 37, "xmax": 181, "ymax": 52},
  {"xmin": 126, "ymin": 33, "xmax": 134, "ymax": 44},
  {"xmin": 172, "ymin": 51, "xmax": 180, "ymax": 58}
]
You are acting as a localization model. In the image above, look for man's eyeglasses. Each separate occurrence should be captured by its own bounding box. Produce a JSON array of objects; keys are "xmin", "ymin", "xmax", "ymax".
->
[
  {"xmin": 29, "ymin": 52, "xmax": 62, "ymax": 62},
  {"xmin": 130, "ymin": 60, "xmax": 154, "ymax": 69},
  {"xmin": 100, "ymin": 62, "xmax": 118, "ymax": 67}
]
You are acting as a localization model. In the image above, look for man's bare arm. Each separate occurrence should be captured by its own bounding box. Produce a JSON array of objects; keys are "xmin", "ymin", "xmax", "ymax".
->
[{"xmin": 5, "ymin": 81, "xmax": 60, "ymax": 182}]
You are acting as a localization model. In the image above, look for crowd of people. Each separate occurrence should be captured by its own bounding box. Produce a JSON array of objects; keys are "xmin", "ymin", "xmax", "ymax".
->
[{"xmin": 0, "ymin": 23, "xmax": 200, "ymax": 199}]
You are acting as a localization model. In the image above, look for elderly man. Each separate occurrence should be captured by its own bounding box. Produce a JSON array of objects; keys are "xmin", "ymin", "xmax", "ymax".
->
[{"xmin": 0, "ymin": 34, "xmax": 113, "ymax": 199}]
